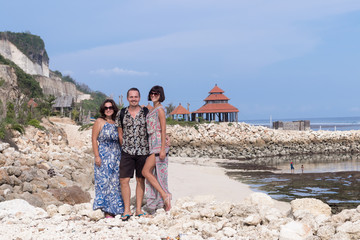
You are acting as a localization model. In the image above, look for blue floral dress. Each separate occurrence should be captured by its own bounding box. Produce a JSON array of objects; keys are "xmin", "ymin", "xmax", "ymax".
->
[{"xmin": 93, "ymin": 122, "xmax": 124, "ymax": 215}]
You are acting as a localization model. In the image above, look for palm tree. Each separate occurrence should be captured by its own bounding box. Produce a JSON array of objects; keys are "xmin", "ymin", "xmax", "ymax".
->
[{"xmin": 165, "ymin": 103, "xmax": 175, "ymax": 118}]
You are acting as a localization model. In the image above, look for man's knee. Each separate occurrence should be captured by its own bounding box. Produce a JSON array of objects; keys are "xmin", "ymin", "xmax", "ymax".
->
[
  {"xmin": 136, "ymin": 177, "xmax": 145, "ymax": 184},
  {"xmin": 120, "ymin": 177, "xmax": 130, "ymax": 185}
]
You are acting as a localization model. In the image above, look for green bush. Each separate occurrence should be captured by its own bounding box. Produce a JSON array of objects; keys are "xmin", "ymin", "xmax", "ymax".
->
[
  {"xmin": 27, "ymin": 119, "xmax": 45, "ymax": 130},
  {"xmin": 0, "ymin": 31, "xmax": 49, "ymax": 64},
  {"xmin": 79, "ymin": 123, "xmax": 93, "ymax": 131},
  {"xmin": 0, "ymin": 54, "xmax": 43, "ymax": 98},
  {"xmin": 5, "ymin": 102, "xmax": 16, "ymax": 124},
  {"xmin": 11, "ymin": 123, "xmax": 25, "ymax": 134},
  {"xmin": 0, "ymin": 120, "xmax": 6, "ymax": 139}
]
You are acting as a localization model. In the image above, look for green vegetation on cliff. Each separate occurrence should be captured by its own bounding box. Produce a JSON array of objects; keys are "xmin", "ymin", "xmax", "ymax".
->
[
  {"xmin": 53, "ymin": 70, "xmax": 92, "ymax": 94},
  {"xmin": 0, "ymin": 54, "xmax": 43, "ymax": 98},
  {"xmin": 0, "ymin": 31, "xmax": 49, "ymax": 65}
]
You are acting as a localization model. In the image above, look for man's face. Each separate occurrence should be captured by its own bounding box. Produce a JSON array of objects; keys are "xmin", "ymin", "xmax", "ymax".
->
[{"xmin": 127, "ymin": 90, "xmax": 140, "ymax": 107}]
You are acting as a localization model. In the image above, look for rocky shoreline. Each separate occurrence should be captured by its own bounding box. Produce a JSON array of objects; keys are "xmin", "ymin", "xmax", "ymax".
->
[
  {"xmin": 1, "ymin": 119, "xmax": 360, "ymax": 239},
  {"xmin": 167, "ymin": 122, "xmax": 360, "ymax": 159}
]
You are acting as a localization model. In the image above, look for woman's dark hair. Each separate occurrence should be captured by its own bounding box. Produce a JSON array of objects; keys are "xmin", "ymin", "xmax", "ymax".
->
[
  {"xmin": 99, "ymin": 99, "xmax": 119, "ymax": 121},
  {"xmin": 148, "ymin": 85, "xmax": 165, "ymax": 102}
]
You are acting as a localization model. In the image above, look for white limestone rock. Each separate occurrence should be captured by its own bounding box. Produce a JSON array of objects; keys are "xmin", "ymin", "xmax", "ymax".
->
[
  {"xmin": 46, "ymin": 204, "xmax": 58, "ymax": 217},
  {"xmin": 0, "ymin": 199, "xmax": 47, "ymax": 220},
  {"xmin": 279, "ymin": 221, "xmax": 312, "ymax": 240},
  {"xmin": 244, "ymin": 214, "xmax": 262, "ymax": 226},
  {"xmin": 291, "ymin": 198, "xmax": 331, "ymax": 218},
  {"xmin": 58, "ymin": 204, "xmax": 73, "ymax": 215},
  {"xmin": 223, "ymin": 227, "xmax": 237, "ymax": 237},
  {"xmin": 88, "ymin": 209, "xmax": 104, "ymax": 221},
  {"xmin": 245, "ymin": 192, "xmax": 275, "ymax": 207},
  {"xmin": 317, "ymin": 224, "xmax": 335, "ymax": 240}
]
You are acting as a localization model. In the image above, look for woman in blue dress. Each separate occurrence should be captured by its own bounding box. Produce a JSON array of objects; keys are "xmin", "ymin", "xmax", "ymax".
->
[{"xmin": 92, "ymin": 99, "xmax": 124, "ymax": 218}]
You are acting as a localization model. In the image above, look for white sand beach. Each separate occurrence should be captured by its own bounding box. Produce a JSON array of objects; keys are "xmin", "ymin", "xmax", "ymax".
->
[{"xmin": 168, "ymin": 161, "xmax": 253, "ymax": 203}]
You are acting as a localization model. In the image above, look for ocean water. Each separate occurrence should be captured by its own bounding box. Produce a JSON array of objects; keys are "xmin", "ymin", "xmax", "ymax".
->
[{"xmin": 240, "ymin": 116, "xmax": 360, "ymax": 131}]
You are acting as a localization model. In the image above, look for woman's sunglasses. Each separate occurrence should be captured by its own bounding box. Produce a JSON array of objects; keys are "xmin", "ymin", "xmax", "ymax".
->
[
  {"xmin": 104, "ymin": 106, "xmax": 114, "ymax": 110},
  {"xmin": 150, "ymin": 92, "xmax": 160, "ymax": 96}
]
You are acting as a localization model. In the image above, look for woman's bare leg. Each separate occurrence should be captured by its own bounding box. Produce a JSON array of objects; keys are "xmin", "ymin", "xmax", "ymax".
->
[{"xmin": 142, "ymin": 154, "xmax": 171, "ymax": 210}]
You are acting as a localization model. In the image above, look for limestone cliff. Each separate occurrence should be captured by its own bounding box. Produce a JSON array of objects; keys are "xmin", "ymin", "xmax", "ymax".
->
[
  {"xmin": 0, "ymin": 65, "xmax": 23, "ymax": 118},
  {"xmin": 35, "ymin": 72, "xmax": 88, "ymax": 102},
  {"xmin": 0, "ymin": 32, "xmax": 91, "ymax": 106},
  {"xmin": 0, "ymin": 39, "xmax": 49, "ymax": 77}
]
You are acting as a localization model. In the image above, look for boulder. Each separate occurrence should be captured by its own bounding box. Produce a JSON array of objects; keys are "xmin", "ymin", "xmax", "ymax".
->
[
  {"xmin": 291, "ymin": 198, "xmax": 331, "ymax": 218},
  {"xmin": 279, "ymin": 221, "xmax": 312, "ymax": 240},
  {"xmin": 47, "ymin": 185, "xmax": 91, "ymax": 205},
  {"xmin": 0, "ymin": 199, "xmax": 47, "ymax": 220}
]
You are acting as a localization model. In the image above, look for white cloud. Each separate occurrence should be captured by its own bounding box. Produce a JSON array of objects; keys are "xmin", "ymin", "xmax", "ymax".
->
[{"xmin": 89, "ymin": 67, "xmax": 150, "ymax": 76}]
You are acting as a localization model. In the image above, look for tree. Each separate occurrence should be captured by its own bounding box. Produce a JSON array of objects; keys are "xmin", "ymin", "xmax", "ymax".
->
[{"xmin": 165, "ymin": 103, "xmax": 175, "ymax": 118}]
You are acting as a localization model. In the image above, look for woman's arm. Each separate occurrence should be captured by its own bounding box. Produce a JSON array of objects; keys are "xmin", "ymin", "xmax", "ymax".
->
[
  {"xmin": 158, "ymin": 108, "xmax": 166, "ymax": 160},
  {"xmin": 92, "ymin": 119, "xmax": 103, "ymax": 166}
]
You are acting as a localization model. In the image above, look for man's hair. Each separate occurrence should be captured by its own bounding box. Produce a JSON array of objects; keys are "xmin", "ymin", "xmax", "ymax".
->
[{"xmin": 127, "ymin": 87, "xmax": 140, "ymax": 98}]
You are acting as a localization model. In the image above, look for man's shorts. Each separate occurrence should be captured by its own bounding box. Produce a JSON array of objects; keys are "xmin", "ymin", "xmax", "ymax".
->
[{"xmin": 120, "ymin": 150, "xmax": 148, "ymax": 178}]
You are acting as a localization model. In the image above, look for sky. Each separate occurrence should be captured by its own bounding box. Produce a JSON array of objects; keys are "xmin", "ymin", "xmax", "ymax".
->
[{"xmin": 1, "ymin": 0, "xmax": 360, "ymax": 120}]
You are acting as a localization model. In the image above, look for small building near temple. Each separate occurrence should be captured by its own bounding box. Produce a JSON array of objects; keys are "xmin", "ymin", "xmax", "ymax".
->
[
  {"xmin": 170, "ymin": 103, "xmax": 191, "ymax": 121},
  {"xmin": 27, "ymin": 98, "xmax": 38, "ymax": 108},
  {"xmin": 192, "ymin": 84, "xmax": 239, "ymax": 122},
  {"xmin": 52, "ymin": 95, "xmax": 74, "ymax": 115}
]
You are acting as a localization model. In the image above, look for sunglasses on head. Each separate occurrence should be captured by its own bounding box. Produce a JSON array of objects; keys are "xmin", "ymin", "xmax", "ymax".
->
[
  {"xmin": 150, "ymin": 92, "xmax": 160, "ymax": 96},
  {"xmin": 104, "ymin": 106, "xmax": 114, "ymax": 110}
]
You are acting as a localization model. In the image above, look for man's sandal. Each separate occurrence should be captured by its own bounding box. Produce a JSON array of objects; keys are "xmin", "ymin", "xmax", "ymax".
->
[
  {"xmin": 121, "ymin": 214, "xmax": 131, "ymax": 221},
  {"xmin": 136, "ymin": 213, "xmax": 147, "ymax": 217}
]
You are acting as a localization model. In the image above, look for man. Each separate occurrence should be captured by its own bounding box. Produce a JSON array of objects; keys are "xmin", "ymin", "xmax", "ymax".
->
[{"xmin": 116, "ymin": 87, "xmax": 149, "ymax": 220}]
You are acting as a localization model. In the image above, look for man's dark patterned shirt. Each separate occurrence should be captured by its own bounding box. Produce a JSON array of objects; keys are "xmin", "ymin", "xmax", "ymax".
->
[{"xmin": 115, "ymin": 107, "xmax": 149, "ymax": 155}]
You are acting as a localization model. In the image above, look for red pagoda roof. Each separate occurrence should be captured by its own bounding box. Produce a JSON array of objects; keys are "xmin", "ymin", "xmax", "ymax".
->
[
  {"xmin": 209, "ymin": 84, "xmax": 224, "ymax": 94},
  {"xmin": 27, "ymin": 98, "xmax": 38, "ymax": 108},
  {"xmin": 204, "ymin": 94, "xmax": 230, "ymax": 101},
  {"xmin": 192, "ymin": 103, "xmax": 239, "ymax": 113},
  {"xmin": 170, "ymin": 103, "xmax": 190, "ymax": 115}
]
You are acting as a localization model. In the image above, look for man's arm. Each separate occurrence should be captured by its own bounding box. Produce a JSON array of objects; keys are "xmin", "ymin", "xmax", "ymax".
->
[{"xmin": 118, "ymin": 127, "xmax": 123, "ymax": 146}]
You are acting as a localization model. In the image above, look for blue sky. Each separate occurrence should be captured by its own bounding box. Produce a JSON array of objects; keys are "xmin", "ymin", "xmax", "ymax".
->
[{"xmin": 1, "ymin": 0, "xmax": 360, "ymax": 120}]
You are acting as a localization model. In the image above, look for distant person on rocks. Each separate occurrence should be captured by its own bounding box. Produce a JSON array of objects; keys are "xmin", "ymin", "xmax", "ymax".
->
[
  {"xmin": 290, "ymin": 161, "xmax": 295, "ymax": 173},
  {"xmin": 92, "ymin": 99, "xmax": 124, "ymax": 218},
  {"xmin": 115, "ymin": 88, "xmax": 149, "ymax": 221},
  {"xmin": 142, "ymin": 85, "xmax": 172, "ymax": 213},
  {"xmin": 301, "ymin": 164, "xmax": 304, "ymax": 174}
]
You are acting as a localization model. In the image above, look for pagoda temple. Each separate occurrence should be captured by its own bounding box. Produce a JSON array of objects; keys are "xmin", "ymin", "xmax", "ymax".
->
[
  {"xmin": 192, "ymin": 84, "xmax": 239, "ymax": 122},
  {"xmin": 170, "ymin": 103, "xmax": 191, "ymax": 121}
]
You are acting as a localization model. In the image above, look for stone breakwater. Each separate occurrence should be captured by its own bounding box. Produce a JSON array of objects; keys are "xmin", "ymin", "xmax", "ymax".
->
[
  {"xmin": 167, "ymin": 122, "xmax": 360, "ymax": 159},
  {"xmin": 0, "ymin": 118, "xmax": 93, "ymax": 208},
  {"xmin": 1, "ymin": 193, "xmax": 360, "ymax": 239}
]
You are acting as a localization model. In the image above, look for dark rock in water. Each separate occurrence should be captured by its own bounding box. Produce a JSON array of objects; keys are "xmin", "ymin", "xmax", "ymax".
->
[{"xmin": 48, "ymin": 185, "xmax": 91, "ymax": 205}]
